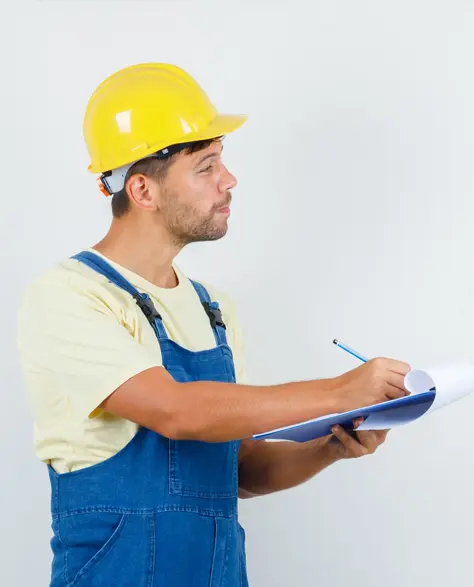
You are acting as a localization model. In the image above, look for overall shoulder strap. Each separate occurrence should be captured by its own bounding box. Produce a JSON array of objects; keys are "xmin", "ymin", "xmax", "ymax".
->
[
  {"xmin": 190, "ymin": 279, "xmax": 228, "ymax": 346},
  {"xmin": 71, "ymin": 251, "xmax": 167, "ymax": 339}
]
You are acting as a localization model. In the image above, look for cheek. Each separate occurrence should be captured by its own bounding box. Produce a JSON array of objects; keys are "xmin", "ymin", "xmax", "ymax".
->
[
  {"xmin": 191, "ymin": 170, "xmax": 223, "ymax": 194},
  {"xmin": 173, "ymin": 196, "xmax": 212, "ymax": 221},
  {"xmin": 188, "ymin": 189, "xmax": 219, "ymax": 212},
  {"xmin": 174, "ymin": 174, "xmax": 221, "ymax": 213}
]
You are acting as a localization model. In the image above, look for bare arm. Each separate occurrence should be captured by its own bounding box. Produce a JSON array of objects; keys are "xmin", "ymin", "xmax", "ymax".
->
[
  {"xmin": 237, "ymin": 437, "xmax": 339, "ymax": 498},
  {"xmin": 102, "ymin": 366, "xmax": 340, "ymax": 441},
  {"xmin": 237, "ymin": 420, "xmax": 389, "ymax": 498},
  {"xmin": 101, "ymin": 358, "xmax": 410, "ymax": 442}
]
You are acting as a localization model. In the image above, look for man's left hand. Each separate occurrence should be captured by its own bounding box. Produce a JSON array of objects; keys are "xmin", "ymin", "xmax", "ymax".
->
[{"xmin": 328, "ymin": 417, "xmax": 389, "ymax": 459}]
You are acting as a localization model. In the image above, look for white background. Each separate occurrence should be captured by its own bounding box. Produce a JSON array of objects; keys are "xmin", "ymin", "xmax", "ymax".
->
[{"xmin": 3, "ymin": 0, "xmax": 474, "ymax": 585}]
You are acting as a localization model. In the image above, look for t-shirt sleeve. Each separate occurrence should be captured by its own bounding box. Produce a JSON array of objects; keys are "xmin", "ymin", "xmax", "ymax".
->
[{"xmin": 17, "ymin": 279, "xmax": 163, "ymax": 420}]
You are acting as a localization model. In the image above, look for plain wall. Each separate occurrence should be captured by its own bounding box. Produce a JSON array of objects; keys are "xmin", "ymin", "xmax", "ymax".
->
[{"xmin": 3, "ymin": 0, "xmax": 474, "ymax": 585}]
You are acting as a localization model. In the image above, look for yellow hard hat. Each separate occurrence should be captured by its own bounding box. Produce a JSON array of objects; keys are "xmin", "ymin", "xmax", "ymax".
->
[{"xmin": 83, "ymin": 63, "xmax": 248, "ymax": 177}]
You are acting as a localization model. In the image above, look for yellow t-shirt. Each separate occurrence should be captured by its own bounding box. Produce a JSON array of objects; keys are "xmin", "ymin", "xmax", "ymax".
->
[{"xmin": 17, "ymin": 248, "xmax": 247, "ymax": 474}]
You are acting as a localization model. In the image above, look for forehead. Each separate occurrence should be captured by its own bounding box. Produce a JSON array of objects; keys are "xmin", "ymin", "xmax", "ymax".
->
[{"xmin": 186, "ymin": 140, "xmax": 224, "ymax": 163}]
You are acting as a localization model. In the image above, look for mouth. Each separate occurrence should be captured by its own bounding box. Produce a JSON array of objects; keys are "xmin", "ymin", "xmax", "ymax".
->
[{"xmin": 217, "ymin": 206, "xmax": 231, "ymax": 215}]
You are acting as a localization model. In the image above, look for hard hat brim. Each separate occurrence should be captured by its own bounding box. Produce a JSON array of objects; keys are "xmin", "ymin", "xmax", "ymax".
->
[
  {"xmin": 194, "ymin": 113, "xmax": 248, "ymax": 141},
  {"xmin": 88, "ymin": 113, "xmax": 248, "ymax": 174}
]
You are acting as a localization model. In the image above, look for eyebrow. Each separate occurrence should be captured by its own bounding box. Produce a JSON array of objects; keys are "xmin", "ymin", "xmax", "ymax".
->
[{"xmin": 195, "ymin": 144, "xmax": 224, "ymax": 167}]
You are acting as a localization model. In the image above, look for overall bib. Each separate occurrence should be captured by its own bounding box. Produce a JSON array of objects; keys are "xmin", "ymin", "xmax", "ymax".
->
[{"xmin": 48, "ymin": 251, "xmax": 249, "ymax": 587}]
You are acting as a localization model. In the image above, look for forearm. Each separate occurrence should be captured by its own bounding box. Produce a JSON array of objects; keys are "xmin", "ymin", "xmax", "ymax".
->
[
  {"xmin": 238, "ymin": 439, "xmax": 340, "ymax": 497},
  {"xmin": 172, "ymin": 378, "xmax": 343, "ymax": 442}
]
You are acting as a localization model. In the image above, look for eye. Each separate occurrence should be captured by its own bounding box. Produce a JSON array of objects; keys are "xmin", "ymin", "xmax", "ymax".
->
[{"xmin": 200, "ymin": 164, "xmax": 214, "ymax": 173}]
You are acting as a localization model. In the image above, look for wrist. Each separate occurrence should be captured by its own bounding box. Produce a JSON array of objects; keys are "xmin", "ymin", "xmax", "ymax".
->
[
  {"xmin": 327, "ymin": 375, "xmax": 353, "ymax": 413},
  {"xmin": 308, "ymin": 436, "xmax": 343, "ymax": 465}
]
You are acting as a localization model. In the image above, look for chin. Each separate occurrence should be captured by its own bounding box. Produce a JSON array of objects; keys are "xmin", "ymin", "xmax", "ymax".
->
[
  {"xmin": 209, "ymin": 228, "xmax": 228, "ymax": 242},
  {"xmin": 205, "ymin": 225, "xmax": 229, "ymax": 242},
  {"xmin": 185, "ymin": 228, "xmax": 227, "ymax": 244},
  {"xmin": 184, "ymin": 217, "xmax": 229, "ymax": 243},
  {"xmin": 207, "ymin": 218, "xmax": 229, "ymax": 240}
]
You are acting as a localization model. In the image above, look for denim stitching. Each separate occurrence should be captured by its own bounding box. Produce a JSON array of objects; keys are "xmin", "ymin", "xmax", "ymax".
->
[
  {"xmin": 221, "ymin": 517, "xmax": 233, "ymax": 586},
  {"xmin": 58, "ymin": 504, "xmax": 237, "ymax": 518},
  {"xmin": 147, "ymin": 514, "xmax": 155, "ymax": 587},
  {"xmin": 64, "ymin": 547, "xmax": 70, "ymax": 586},
  {"xmin": 53, "ymin": 494, "xmax": 69, "ymax": 586},
  {"xmin": 208, "ymin": 517, "xmax": 218, "ymax": 587}
]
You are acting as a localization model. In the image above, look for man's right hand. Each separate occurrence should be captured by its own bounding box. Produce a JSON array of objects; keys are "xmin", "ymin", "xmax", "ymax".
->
[{"xmin": 332, "ymin": 358, "xmax": 411, "ymax": 412}]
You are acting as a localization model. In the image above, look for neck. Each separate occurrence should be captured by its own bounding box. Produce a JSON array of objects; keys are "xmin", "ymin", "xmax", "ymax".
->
[{"xmin": 92, "ymin": 216, "xmax": 182, "ymax": 289}]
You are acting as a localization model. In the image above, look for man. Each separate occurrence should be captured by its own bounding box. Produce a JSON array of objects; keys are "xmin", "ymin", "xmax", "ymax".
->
[{"xmin": 17, "ymin": 63, "xmax": 410, "ymax": 587}]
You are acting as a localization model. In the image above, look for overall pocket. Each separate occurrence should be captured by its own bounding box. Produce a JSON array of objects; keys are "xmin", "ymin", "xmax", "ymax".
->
[
  {"xmin": 153, "ymin": 511, "xmax": 232, "ymax": 587},
  {"xmin": 59, "ymin": 511, "xmax": 153, "ymax": 586},
  {"xmin": 169, "ymin": 439, "xmax": 239, "ymax": 499},
  {"xmin": 165, "ymin": 347, "xmax": 239, "ymax": 500}
]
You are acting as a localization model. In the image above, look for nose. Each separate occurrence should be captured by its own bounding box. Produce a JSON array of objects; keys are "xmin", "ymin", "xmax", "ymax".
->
[{"xmin": 220, "ymin": 165, "xmax": 237, "ymax": 192}]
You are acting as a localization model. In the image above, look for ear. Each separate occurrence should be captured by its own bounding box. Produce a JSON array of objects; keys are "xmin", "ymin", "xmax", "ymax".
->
[{"xmin": 126, "ymin": 174, "xmax": 159, "ymax": 211}]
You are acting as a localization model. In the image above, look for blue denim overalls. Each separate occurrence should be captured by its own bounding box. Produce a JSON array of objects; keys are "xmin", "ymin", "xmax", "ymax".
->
[{"xmin": 48, "ymin": 251, "xmax": 249, "ymax": 587}]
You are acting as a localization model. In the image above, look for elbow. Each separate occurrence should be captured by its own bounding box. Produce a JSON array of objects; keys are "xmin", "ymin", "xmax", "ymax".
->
[
  {"xmin": 156, "ymin": 411, "xmax": 191, "ymax": 441},
  {"xmin": 144, "ymin": 381, "xmax": 199, "ymax": 440},
  {"xmin": 159, "ymin": 411, "xmax": 221, "ymax": 442},
  {"xmin": 148, "ymin": 382, "xmax": 217, "ymax": 441},
  {"xmin": 238, "ymin": 487, "xmax": 261, "ymax": 499},
  {"xmin": 154, "ymin": 403, "xmax": 202, "ymax": 441}
]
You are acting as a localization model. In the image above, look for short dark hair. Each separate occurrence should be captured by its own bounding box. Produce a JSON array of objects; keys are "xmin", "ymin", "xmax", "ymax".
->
[{"xmin": 111, "ymin": 137, "xmax": 222, "ymax": 218}]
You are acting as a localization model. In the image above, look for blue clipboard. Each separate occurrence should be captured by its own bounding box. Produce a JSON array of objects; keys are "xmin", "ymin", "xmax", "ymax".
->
[{"xmin": 252, "ymin": 389, "xmax": 436, "ymax": 442}]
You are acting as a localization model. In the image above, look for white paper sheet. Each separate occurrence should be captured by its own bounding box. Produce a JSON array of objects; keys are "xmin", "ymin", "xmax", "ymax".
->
[{"xmin": 357, "ymin": 363, "xmax": 474, "ymax": 431}]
